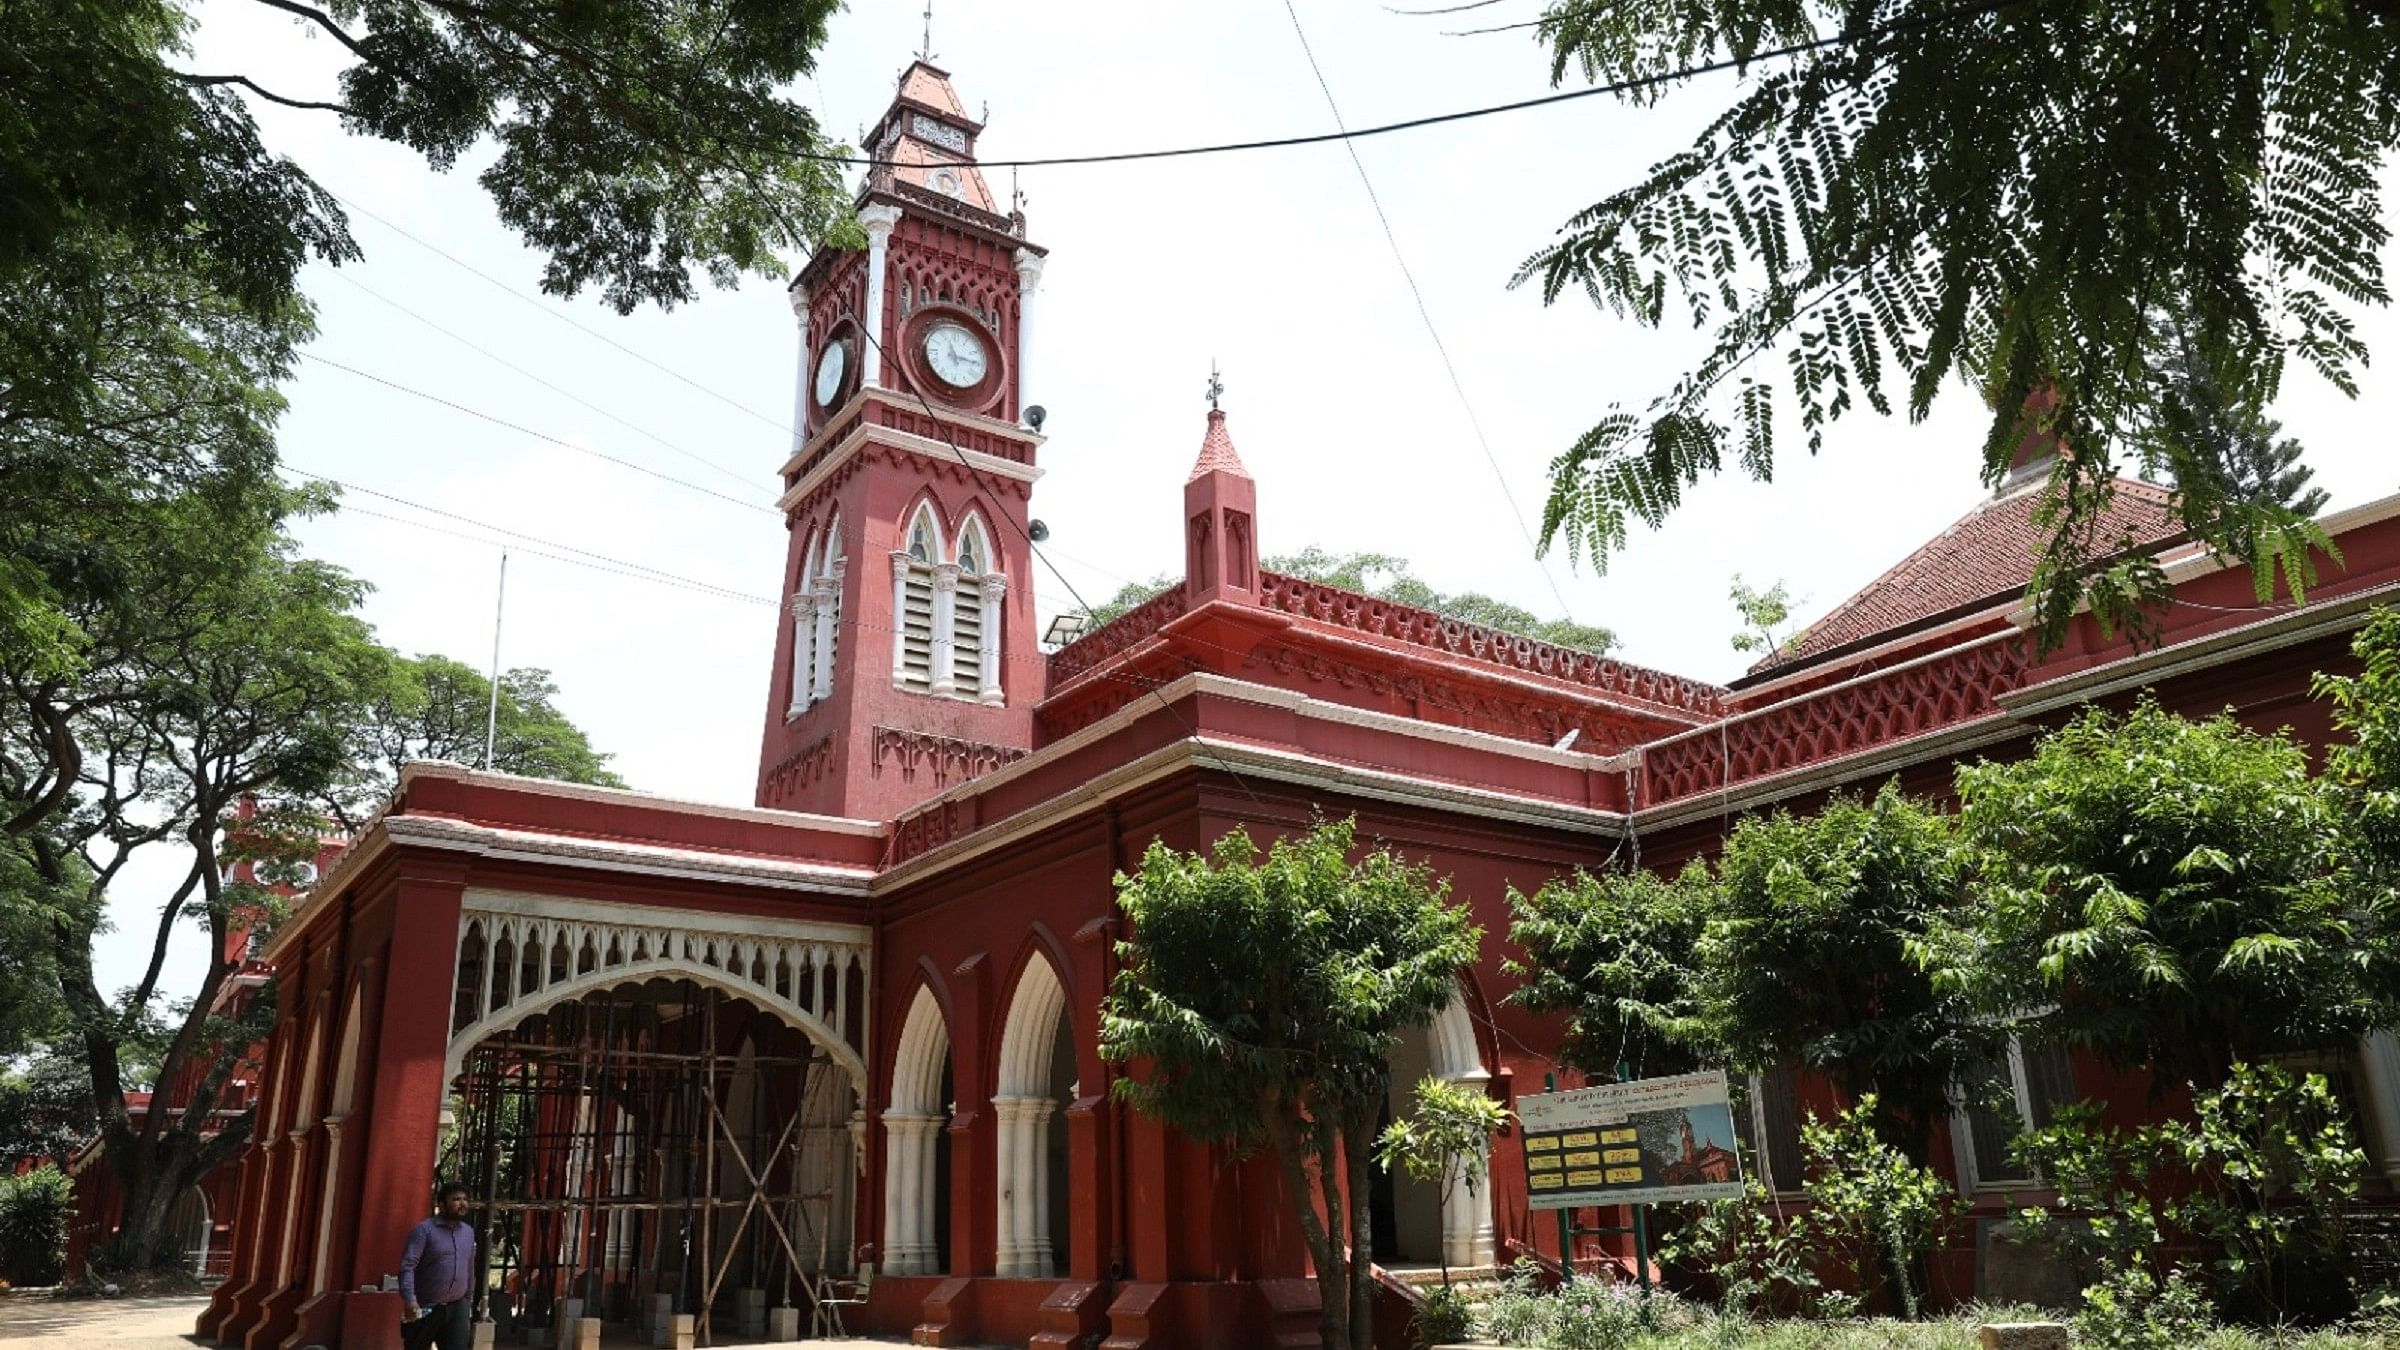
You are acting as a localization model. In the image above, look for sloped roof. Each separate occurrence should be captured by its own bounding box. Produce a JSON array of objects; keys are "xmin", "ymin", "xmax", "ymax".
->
[
  {"xmin": 898, "ymin": 61, "xmax": 970, "ymax": 119},
  {"xmin": 1762, "ymin": 474, "xmax": 2182, "ymax": 670},
  {"xmin": 1187, "ymin": 408, "xmax": 1249, "ymax": 482}
]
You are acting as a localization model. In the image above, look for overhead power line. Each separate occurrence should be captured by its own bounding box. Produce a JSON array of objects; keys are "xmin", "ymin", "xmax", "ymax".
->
[
  {"xmin": 329, "ymin": 270, "xmax": 761, "ymax": 492},
  {"xmin": 298, "ymin": 351, "xmax": 779, "ymax": 514},
  {"xmin": 325, "ymin": 191, "xmax": 796, "ymax": 437},
  {"xmin": 1281, "ymin": 0, "xmax": 1583, "ymax": 627},
  {"xmin": 759, "ymin": 0, "xmax": 2024, "ymax": 171}
]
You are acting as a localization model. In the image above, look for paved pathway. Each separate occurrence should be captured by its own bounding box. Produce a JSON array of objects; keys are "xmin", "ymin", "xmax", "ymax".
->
[
  {"xmin": 0, "ymin": 1294, "xmax": 211, "ymax": 1349},
  {"xmin": 0, "ymin": 1294, "xmax": 918, "ymax": 1349}
]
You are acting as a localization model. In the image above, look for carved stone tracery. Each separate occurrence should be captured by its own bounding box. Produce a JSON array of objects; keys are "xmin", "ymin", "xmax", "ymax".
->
[{"xmin": 870, "ymin": 725, "xmax": 1028, "ymax": 787}]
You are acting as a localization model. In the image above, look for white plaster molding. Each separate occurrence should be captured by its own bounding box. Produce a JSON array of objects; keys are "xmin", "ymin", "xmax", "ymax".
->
[
  {"xmin": 811, "ymin": 571, "xmax": 841, "ymax": 704},
  {"xmin": 976, "ymin": 575, "xmax": 1006, "ymax": 705},
  {"xmin": 890, "ymin": 551, "xmax": 916, "ymax": 686},
  {"xmin": 857, "ymin": 204, "xmax": 901, "ymax": 389},
  {"xmin": 929, "ymin": 563, "xmax": 962, "ymax": 696},
  {"xmin": 780, "ymin": 389, "xmax": 1047, "ymax": 481},
  {"xmin": 778, "ymin": 421, "xmax": 1041, "ymax": 515},
  {"xmin": 395, "ymin": 761, "xmax": 884, "ymax": 834}
]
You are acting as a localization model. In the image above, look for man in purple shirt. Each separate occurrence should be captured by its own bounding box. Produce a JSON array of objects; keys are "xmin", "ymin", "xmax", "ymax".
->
[{"xmin": 400, "ymin": 1182, "xmax": 477, "ymax": 1350}]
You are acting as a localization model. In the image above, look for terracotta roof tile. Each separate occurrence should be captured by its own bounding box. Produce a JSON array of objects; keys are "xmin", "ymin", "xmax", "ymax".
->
[
  {"xmin": 1761, "ymin": 476, "xmax": 2182, "ymax": 670},
  {"xmin": 1187, "ymin": 408, "xmax": 1249, "ymax": 482},
  {"xmin": 887, "ymin": 138, "xmax": 996, "ymax": 212},
  {"xmin": 898, "ymin": 61, "xmax": 969, "ymax": 118}
]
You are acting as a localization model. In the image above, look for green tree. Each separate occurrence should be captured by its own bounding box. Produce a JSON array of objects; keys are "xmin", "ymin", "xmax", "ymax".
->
[
  {"xmin": 1728, "ymin": 574, "xmax": 1799, "ymax": 662},
  {"xmin": 1265, "ymin": 548, "xmax": 1617, "ymax": 655},
  {"xmin": 1101, "ymin": 819, "xmax": 1480, "ymax": 1350},
  {"xmin": 2314, "ymin": 608, "xmax": 2400, "ymax": 903},
  {"xmin": 1502, "ymin": 863, "xmax": 1717, "ymax": 1079},
  {"xmin": 2146, "ymin": 318, "xmax": 2329, "ymax": 537},
  {"xmin": 320, "ymin": 654, "xmax": 624, "ymax": 830},
  {"xmin": 1373, "ymin": 1076, "xmax": 1510, "ymax": 1289},
  {"xmin": 1701, "ymin": 784, "xmax": 1991, "ymax": 1159},
  {"xmin": 1075, "ymin": 574, "xmax": 1178, "ymax": 633},
  {"xmin": 1, "ymin": 0, "xmax": 852, "ymax": 326},
  {"xmin": 1942, "ymin": 699, "xmax": 2385, "ymax": 1086},
  {"xmin": 1517, "ymin": 0, "xmax": 2391, "ymax": 645}
]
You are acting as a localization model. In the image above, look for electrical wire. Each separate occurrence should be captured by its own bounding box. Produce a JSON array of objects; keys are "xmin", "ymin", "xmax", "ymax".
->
[
  {"xmin": 297, "ymin": 351, "xmax": 779, "ymax": 514},
  {"xmin": 328, "ymin": 270, "xmax": 762, "ymax": 492},
  {"xmin": 592, "ymin": 0, "xmax": 2033, "ymax": 172},
  {"xmin": 1281, "ymin": 0, "xmax": 1583, "ymax": 628},
  {"xmin": 324, "ymin": 191, "xmax": 796, "ymax": 437}
]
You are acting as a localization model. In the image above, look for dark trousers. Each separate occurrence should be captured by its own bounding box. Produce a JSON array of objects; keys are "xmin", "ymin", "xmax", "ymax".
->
[{"xmin": 403, "ymin": 1297, "xmax": 472, "ymax": 1350}]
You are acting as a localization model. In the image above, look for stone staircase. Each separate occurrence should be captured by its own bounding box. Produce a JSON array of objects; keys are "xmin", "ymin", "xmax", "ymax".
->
[{"xmin": 1384, "ymin": 1263, "xmax": 1509, "ymax": 1312}]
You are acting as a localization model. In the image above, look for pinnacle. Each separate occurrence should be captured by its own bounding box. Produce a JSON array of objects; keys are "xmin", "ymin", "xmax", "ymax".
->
[{"xmin": 1187, "ymin": 408, "xmax": 1250, "ymax": 484}]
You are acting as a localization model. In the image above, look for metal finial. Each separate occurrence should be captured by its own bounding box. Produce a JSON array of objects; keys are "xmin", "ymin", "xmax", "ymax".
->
[
  {"xmin": 1206, "ymin": 361, "xmax": 1224, "ymax": 410},
  {"xmin": 917, "ymin": 2, "xmax": 935, "ymax": 61}
]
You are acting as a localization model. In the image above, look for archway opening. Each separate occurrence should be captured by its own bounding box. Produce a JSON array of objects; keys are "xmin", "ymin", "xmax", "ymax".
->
[
  {"xmin": 993, "ymin": 958, "xmax": 1071, "ymax": 1278},
  {"xmin": 440, "ymin": 976, "xmax": 857, "ymax": 1342},
  {"xmin": 1370, "ymin": 994, "xmax": 1496, "ymax": 1273}
]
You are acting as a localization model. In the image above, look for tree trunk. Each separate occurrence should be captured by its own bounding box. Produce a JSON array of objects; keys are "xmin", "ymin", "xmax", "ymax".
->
[
  {"xmin": 1344, "ymin": 1116, "xmax": 1375, "ymax": 1350},
  {"xmin": 1265, "ymin": 1112, "xmax": 1346, "ymax": 1350}
]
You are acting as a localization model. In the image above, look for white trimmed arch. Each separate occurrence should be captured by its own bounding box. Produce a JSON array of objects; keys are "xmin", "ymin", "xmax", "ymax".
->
[
  {"xmin": 992, "ymin": 955, "xmax": 1069, "ymax": 1277},
  {"xmin": 1395, "ymin": 990, "xmax": 1496, "ymax": 1269},
  {"xmin": 309, "ymin": 996, "xmax": 365, "ymax": 1293},
  {"xmin": 882, "ymin": 986, "xmax": 951, "ymax": 1274},
  {"xmin": 444, "ymin": 896, "xmax": 874, "ymax": 1095}
]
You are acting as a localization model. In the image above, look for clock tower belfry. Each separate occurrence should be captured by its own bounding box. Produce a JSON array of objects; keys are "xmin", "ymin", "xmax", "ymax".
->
[{"xmin": 760, "ymin": 59, "xmax": 1048, "ymax": 821}]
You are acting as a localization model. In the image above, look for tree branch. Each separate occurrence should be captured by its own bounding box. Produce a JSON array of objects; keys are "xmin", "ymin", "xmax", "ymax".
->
[
  {"xmin": 129, "ymin": 860, "xmax": 208, "ymax": 1014},
  {"xmin": 239, "ymin": 0, "xmax": 375, "ymax": 61},
  {"xmin": 171, "ymin": 72, "xmax": 354, "ymax": 116}
]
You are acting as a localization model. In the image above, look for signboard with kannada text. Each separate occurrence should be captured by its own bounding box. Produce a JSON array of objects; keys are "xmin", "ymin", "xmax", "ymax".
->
[{"xmin": 1518, "ymin": 1069, "xmax": 1745, "ymax": 1210}]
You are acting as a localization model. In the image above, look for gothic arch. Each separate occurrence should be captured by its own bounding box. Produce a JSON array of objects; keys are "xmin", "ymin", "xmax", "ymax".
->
[
  {"xmin": 1382, "ymin": 985, "xmax": 1496, "ymax": 1270},
  {"xmin": 310, "ymin": 995, "xmax": 366, "ymax": 1292},
  {"xmin": 991, "ymin": 945, "xmax": 1073, "ymax": 1277},
  {"xmin": 882, "ymin": 984, "xmax": 952, "ymax": 1275},
  {"xmin": 952, "ymin": 511, "xmax": 992, "ymax": 576},
  {"xmin": 443, "ymin": 909, "xmax": 871, "ymax": 1095},
  {"xmin": 899, "ymin": 496, "xmax": 948, "ymax": 562}
]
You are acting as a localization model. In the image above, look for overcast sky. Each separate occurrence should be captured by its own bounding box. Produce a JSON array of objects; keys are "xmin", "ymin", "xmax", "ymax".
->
[{"xmin": 101, "ymin": 1, "xmax": 2400, "ymax": 1008}]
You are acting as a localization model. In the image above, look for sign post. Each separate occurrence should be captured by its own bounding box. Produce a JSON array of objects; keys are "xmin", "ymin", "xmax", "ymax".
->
[{"xmin": 1519, "ymin": 1069, "xmax": 1746, "ymax": 1293}]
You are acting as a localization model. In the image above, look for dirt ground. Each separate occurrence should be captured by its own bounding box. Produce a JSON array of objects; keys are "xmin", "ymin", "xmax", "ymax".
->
[
  {"xmin": 0, "ymin": 1293, "xmax": 920, "ymax": 1349},
  {"xmin": 0, "ymin": 1293, "xmax": 211, "ymax": 1349}
]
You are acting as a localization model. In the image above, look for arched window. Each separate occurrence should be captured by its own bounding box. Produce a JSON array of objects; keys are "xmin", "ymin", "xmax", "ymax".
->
[
  {"xmin": 789, "ymin": 516, "xmax": 848, "ymax": 719},
  {"xmin": 890, "ymin": 505, "xmax": 1006, "ymax": 704}
]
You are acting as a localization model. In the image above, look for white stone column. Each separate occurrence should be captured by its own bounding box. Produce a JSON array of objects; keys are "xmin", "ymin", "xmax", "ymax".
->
[
  {"xmin": 787, "ymin": 590, "xmax": 818, "ymax": 716},
  {"xmin": 882, "ymin": 1112, "xmax": 941, "ymax": 1274},
  {"xmin": 858, "ymin": 205, "xmax": 901, "ymax": 387},
  {"xmin": 889, "ymin": 552, "xmax": 914, "ymax": 685},
  {"xmin": 1026, "ymin": 1099, "xmax": 1055, "ymax": 1275},
  {"xmin": 929, "ymin": 562, "xmax": 962, "ymax": 696},
  {"xmin": 976, "ymin": 574, "xmax": 1006, "ymax": 705},
  {"xmin": 811, "ymin": 568, "xmax": 840, "ymax": 703},
  {"xmin": 310, "ymin": 1117, "xmax": 347, "ymax": 1293},
  {"xmin": 786, "ymin": 283, "xmax": 810, "ymax": 454},
  {"xmin": 991, "ymin": 1097, "xmax": 1027, "ymax": 1276},
  {"xmin": 2356, "ymin": 1032, "xmax": 2400, "ymax": 1183},
  {"xmin": 1441, "ymin": 1072, "xmax": 1498, "ymax": 1270},
  {"xmin": 1012, "ymin": 249, "xmax": 1045, "ymax": 421}
]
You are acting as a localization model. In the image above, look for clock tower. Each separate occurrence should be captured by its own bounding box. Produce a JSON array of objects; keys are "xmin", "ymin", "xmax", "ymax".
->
[{"xmin": 759, "ymin": 59, "xmax": 1049, "ymax": 822}]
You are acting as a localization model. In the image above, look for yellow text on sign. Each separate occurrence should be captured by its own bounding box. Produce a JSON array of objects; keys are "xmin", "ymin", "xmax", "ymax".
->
[
  {"xmin": 1601, "ymin": 1129, "xmax": 1637, "ymax": 1145},
  {"xmin": 1564, "ymin": 1151, "xmax": 1601, "ymax": 1168},
  {"xmin": 1526, "ymin": 1136, "xmax": 1561, "ymax": 1152},
  {"xmin": 1603, "ymin": 1148, "xmax": 1640, "ymax": 1165},
  {"xmin": 1529, "ymin": 1174, "xmax": 1564, "ymax": 1191},
  {"xmin": 1562, "ymin": 1132, "xmax": 1599, "ymax": 1149},
  {"xmin": 1606, "ymin": 1167, "xmax": 1642, "ymax": 1184}
]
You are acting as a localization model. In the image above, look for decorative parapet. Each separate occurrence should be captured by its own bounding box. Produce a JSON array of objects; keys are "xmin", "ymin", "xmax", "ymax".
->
[
  {"xmin": 1046, "ymin": 582, "xmax": 1189, "ymax": 687},
  {"xmin": 1255, "ymin": 572, "xmax": 1724, "ymax": 720},
  {"xmin": 1641, "ymin": 634, "xmax": 2031, "ymax": 807},
  {"xmin": 871, "ymin": 725, "xmax": 1027, "ymax": 787}
]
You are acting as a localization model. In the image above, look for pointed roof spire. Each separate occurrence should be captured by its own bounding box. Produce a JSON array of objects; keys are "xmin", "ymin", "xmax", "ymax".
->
[{"xmin": 1188, "ymin": 408, "xmax": 1249, "ymax": 483}]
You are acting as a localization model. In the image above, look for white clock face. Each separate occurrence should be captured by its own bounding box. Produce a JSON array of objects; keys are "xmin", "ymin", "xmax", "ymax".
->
[
  {"xmin": 921, "ymin": 322, "xmax": 988, "ymax": 389},
  {"xmin": 814, "ymin": 341, "xmax": 847, "ymax": 406}
]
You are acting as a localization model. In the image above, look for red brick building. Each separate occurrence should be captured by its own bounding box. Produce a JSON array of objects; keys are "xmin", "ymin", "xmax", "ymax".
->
[{"xmin": 197, "ymin": 58, "xmax": 2400, "ymax": 1350}]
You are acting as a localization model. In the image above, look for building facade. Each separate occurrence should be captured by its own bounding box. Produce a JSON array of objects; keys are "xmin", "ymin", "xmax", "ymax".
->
[{"xmin": 199, "ymin": 58, "xmax": 2400, "ymax": 1350}]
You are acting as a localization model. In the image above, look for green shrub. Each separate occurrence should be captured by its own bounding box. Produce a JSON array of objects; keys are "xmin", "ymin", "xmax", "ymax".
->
[
  {"xmin": 2014, "ymin": 1063, "xmax": 2366, "ymax": 1331},
  {"xmin": 1412, "ymin": 1281, "xmax": 1474, "ymax": 1349},
  {"xmin": 1656, "ymin": 1182, "xmax": 1819, "ymax": 1317},
  {"xmin": 1475, "ymin": 1269, "xmax": 1689, "ymax": 1350},
  {"xmin": 1795, "ymin": 1096, "xmax": 1959, "ymax": 1320},
  {"xmin": 0, "ymin": 1166, "xmax": 71, "ymax": 1287}
]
